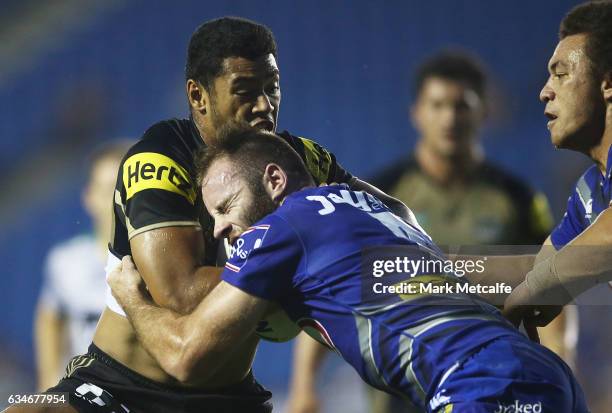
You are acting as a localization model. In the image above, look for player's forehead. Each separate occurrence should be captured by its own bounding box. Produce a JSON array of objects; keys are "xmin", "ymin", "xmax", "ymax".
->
[
  {"xmin": 419, "ymin": 76, "xmax": 480, "ymax": 107},
  {"xmin": 220, "ymin": 54, "xmax": 279, "ymax": 82},
  {"xmin": 548, "ymin": 34, "xmax": 588, "ymax": 72},
  {"xmin": 201, "ymin": 157, "xmax": 243, "ymax": 206}
]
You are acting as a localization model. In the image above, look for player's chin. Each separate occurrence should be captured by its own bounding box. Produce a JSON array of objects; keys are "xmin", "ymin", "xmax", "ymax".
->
[{"xmin": 550, "ymin": 131, "xmax": 571, "ymax": 149}]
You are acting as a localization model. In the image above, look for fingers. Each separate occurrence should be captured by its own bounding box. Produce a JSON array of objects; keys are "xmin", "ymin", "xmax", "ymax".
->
[{"xmin": 122, "ymin": 255, "xmax": 135, "ymax": 269}]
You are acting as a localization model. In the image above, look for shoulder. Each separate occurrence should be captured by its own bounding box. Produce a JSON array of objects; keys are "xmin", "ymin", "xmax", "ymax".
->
[
  {"xmin": 369, "ymin": 155, "xmax": 416, "ymax": 191},
  {"xmin": 277, "ymin": 130, "xmax": 334, "ymax": 161},
  {"xmin": 574, "ymin": 164, "xmax": 601, "ymax": 192},
  {"xmin": 125, "ymin": 118, "xmax": 195, "ymax": 162},
  {"xmin": 564, "ymin": 164, "xmax": 601, "ymax": 210}
]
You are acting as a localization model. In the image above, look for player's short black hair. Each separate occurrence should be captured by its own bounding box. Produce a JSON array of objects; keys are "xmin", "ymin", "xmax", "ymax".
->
[
  {"xmin": 560, "ymin": 1, "xmax": 612, "ymax": 79},
  {"xmin": 186, "ymin": 17, "xmax": 278, "ymax": 90},
  {"xmin": 413, "ymin": 51, "xmax": 488, "ymax": 101},
  {"xmin": 196, "ymin": 122, "xmax": 314, "ymax": 191}
]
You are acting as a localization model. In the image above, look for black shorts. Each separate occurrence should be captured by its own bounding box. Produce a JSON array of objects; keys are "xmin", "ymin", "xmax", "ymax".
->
[{"xmin": 47, "ymin": 344, "xmax": 273, "ymax": 413}]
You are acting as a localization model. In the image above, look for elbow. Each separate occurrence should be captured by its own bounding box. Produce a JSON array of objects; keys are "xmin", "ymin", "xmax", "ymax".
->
[
  {"xmin": 168, "ymin": 359, "xmax": 195, "ymax": 384},
  {"xmin": 166, "ymin": 335, "xmax": 213, "ymax": 384},
  {"xmin": 154, "ymin": 291, "xmax": 196, "ymax": 315},
  {"xmin": 165, "ymin": 338, "xmax": 199, "ymax": 383}
]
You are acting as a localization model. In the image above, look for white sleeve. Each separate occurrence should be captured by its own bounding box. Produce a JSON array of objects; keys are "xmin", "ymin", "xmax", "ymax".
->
[{"xmin": 38, "ymin": 248, "xmax": 65, "ymax": 314}]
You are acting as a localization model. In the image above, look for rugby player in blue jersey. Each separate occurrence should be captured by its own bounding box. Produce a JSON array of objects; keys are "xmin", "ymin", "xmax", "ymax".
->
[
  {"xmin": 109, "ymin": 127, "xmax": 588, "ymax": 412},
  {"xmin": 504, "ymin": 1, "xmax": 612, "ymax": 328}
]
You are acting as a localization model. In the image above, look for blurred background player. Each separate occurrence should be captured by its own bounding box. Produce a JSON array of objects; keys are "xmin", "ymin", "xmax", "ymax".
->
[
  {"xmin": 34, "ymin": 141, "xmax": 132, "ymax": 391},
  {"xmin": 286, "ymin": 51, "xmax": 576, "ymax": 413}
]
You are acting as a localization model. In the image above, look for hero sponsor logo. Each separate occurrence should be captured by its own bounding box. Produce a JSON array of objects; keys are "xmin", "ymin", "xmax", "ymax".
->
[{"xmin": 123, "ymin": 152, "xmax": 196, "ymax": 203}]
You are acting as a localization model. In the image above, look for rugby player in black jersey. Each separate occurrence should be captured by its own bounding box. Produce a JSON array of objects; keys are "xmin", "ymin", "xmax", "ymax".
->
[{"xmin": 12, "ymin": 17, "xmax": 413, "ymax": 413}]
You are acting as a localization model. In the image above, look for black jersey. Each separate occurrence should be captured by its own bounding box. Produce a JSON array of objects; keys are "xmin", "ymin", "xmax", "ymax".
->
[
  {"xmin": 371, "ymin": 156, "xmax": 553, "ymax": 245},
  {"xmin": 109, "ymin": 118, "xmax": 352, "ymax": 264}
]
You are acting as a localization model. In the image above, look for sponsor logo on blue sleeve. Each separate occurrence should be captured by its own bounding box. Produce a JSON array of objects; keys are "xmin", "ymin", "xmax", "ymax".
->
[{"xmin": 225, "ymin": 225, "xmax": 271, "ymax": 272}]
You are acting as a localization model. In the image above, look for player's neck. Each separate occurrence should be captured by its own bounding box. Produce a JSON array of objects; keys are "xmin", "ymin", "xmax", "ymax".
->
[
  {"xmin": 190, "ymin": 113, "xmax": 212, "ymax": 145},
  {"xmin": 415, "ymin": 140, "xmax": 483, "ymax": 185},
  {"xmin": 589, "ymin": 127, "xmax": 612, "ymax": 174}
]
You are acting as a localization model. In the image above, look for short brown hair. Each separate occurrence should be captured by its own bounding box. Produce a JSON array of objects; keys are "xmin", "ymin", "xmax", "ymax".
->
[
  {"xmin": 195, "ymin": 123, "xmax": 314, "ymax": 190},
  {"xmin": 560, "ymin": 1, "xmax": 612, "ymax": 79}
]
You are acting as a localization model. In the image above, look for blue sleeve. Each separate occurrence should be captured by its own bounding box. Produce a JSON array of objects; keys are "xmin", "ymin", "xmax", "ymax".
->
[
  {"xmin": 550, "ymin": 189, "xmax": 587, "ymax": 249},
  {"xmin": 221, "ymin": 215, "xmax": 303, "ymax": 301}
]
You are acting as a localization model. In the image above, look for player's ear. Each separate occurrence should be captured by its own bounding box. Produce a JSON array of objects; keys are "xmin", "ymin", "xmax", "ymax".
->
[
  {"xmin": 186, "ymin": 79, "xmax": 208, "ymax": 114},
  {"xmin": 602, "ymin": 71, "xmax": 612, "ymax": 103},
  {"xmin": 262, "ymin": 163, "xmax": 287, "ymax": 202}
]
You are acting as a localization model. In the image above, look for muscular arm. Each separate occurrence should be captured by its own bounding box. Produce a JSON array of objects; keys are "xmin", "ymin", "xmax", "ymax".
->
[
  {"xmin": 130, "ymin": 226, "xmax": 222, "ymax": 314},
  {"xmin": 110, "ymin": 257, "xmax": 269, "ymax": 383},
  {"xmin": 443, "ymin": 238, "xmax": 554, "ymax": 305},
  {"xmin": 505, "ymin": 208, "xmax": 612, "ymax": 327},
  {"xmin": 466, "ymin": 237, "xmax": 556, "ymax": 284}
]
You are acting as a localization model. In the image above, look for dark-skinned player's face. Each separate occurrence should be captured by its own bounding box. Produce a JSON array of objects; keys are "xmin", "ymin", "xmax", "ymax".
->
[
  {"xmin": 204, "ymin": 54, "xmax": 281, "ymax": 140},
  {"xmin": 539, "ymin": 34, "xmax": 605, "ymax": 151}
]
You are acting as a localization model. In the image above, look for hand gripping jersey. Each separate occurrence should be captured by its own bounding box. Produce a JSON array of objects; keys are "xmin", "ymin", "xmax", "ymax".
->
[
  {"xmin": 106, "ymin": 118, "xmax": 352, "ymax": 315},
  {"xmin": 551, "ymin": 144, "xmax": 612, "ymax": 249},
  {"xmin": 221, "ymin": 185, "xmax": 525, "ymax": 409}
]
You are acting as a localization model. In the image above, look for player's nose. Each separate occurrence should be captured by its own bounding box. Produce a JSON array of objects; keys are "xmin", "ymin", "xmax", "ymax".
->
[
  {"xmin": 253, "ymin": 93, "xmax": 274, "ymax": 114},
  {"xmin": 213, "ymin": 220, "xmax": 232, "ymax": 240},
  {"xmin": 539, "ymin": 82, "xmax": 555, "ymax": 103}
]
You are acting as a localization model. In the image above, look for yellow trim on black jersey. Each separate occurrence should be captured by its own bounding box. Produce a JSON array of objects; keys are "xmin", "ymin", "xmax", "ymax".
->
[
  {"xmin": 64, "ymin": 354, "xmax": 95, "ymax": 378},
  {"xmin": 127, "ymin": 220, "xmax": 202, "ymax": 240},
  {"xmin": 298, "ymin": 137, "xmax": 333, "ymax": 184}
]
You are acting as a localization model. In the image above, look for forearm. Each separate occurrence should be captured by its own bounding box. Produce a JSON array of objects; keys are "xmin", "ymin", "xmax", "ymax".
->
[
  {"xmin": 527, "ymin": 210, "xmax": 612, "ymax": 302},
  {"xmin": 115, "ymin": 272, "xmax": 265, "ymax": 383},
  {"xmin": 527, "ymin": 245, "xmax": 612, "ymax": 303},
  {"xmin": 452, "ymin": 254, "xmax": 536, "ymax": 287},
  {"xmin": 119, "ymin": 291, "xmax": 189, "ymax": 380}
]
